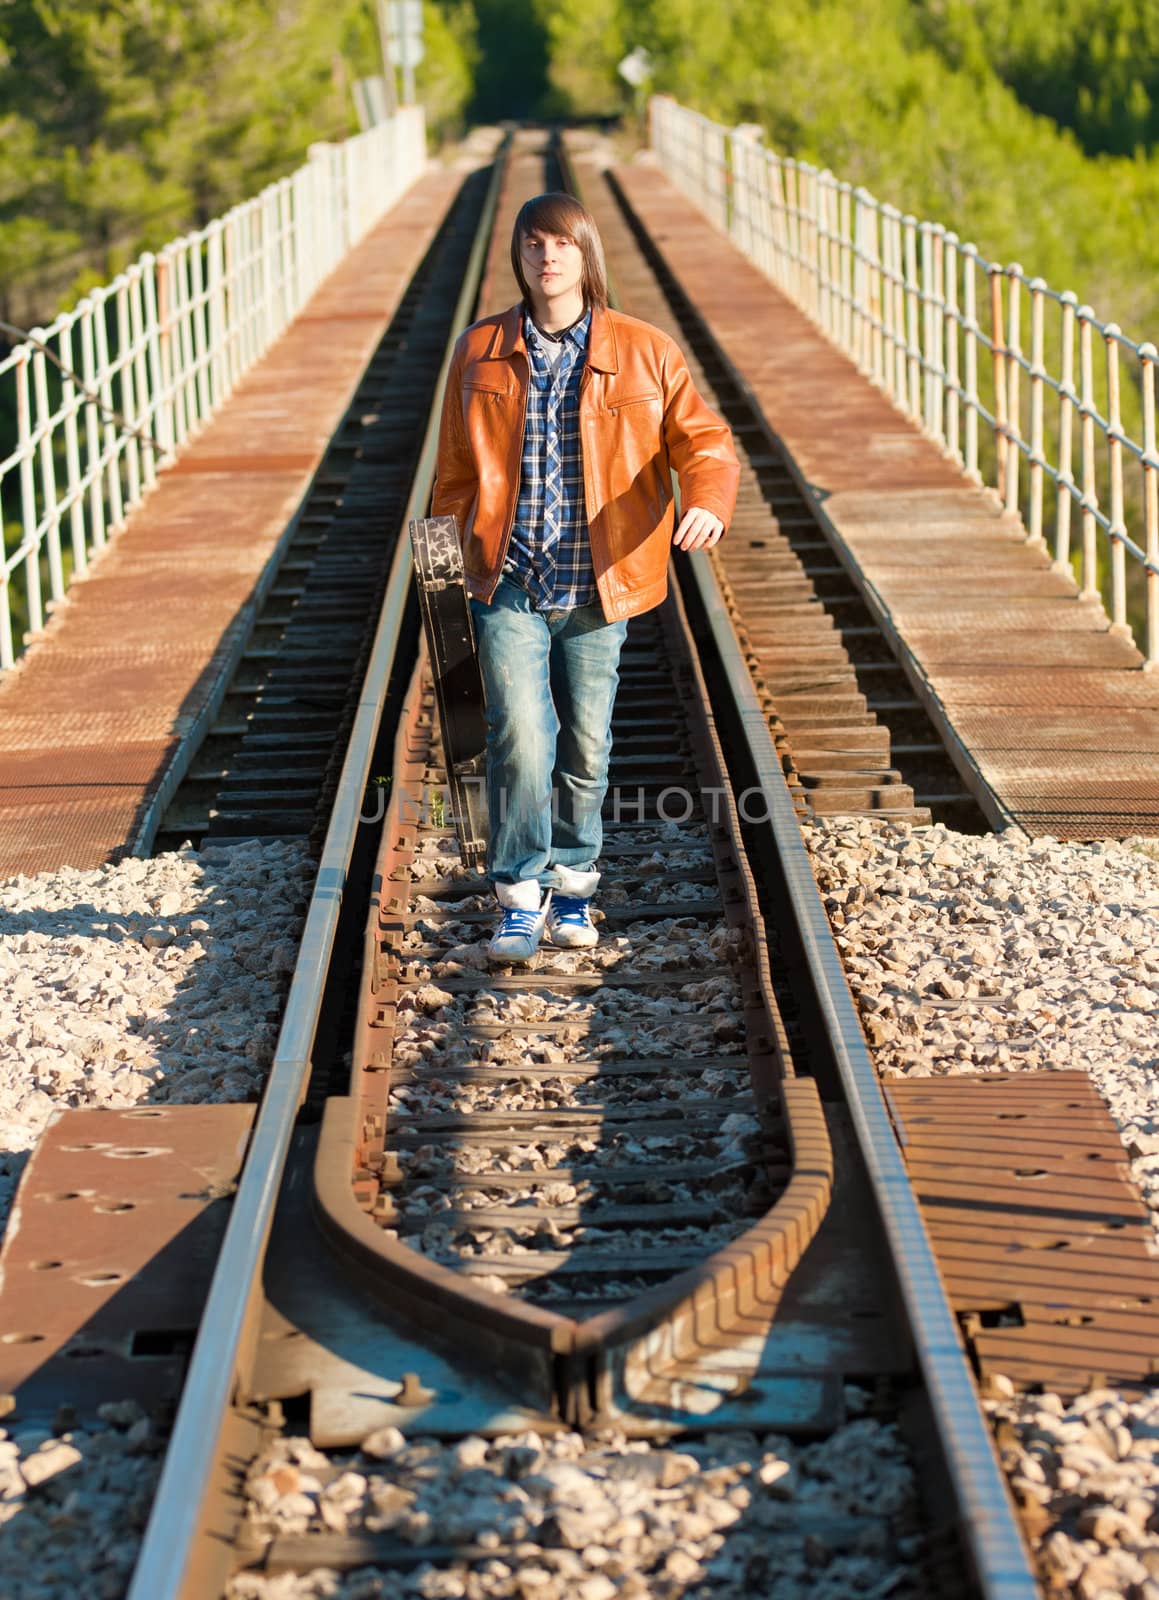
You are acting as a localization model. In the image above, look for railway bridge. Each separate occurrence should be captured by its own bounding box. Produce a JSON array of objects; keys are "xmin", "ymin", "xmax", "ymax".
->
[{"xmin": 0, "ymin": 96, "xmax": 1157, "ymax": 1600}]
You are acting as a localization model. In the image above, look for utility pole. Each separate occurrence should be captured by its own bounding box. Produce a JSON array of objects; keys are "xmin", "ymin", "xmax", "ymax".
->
[
  {"xmin": 387, "ymin": 0, "xmax": 423, "ymax": 106},
  {"xmin": 374, "ymin": 0, "xmax": 399, "ymax": 112}
]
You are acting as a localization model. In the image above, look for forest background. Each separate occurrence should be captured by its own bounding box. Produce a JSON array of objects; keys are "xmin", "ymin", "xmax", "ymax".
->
[{"xmin": 3, "ymin": 0, "xmax": 1159, "ymax": 340}]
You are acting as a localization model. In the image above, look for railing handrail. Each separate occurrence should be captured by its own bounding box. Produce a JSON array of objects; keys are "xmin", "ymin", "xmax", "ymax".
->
[
  {"xmin": 0, "ymin": 106, "xmax": 426, "ymax": 671},
  {"xmin": 650, "ymin": 95, "xmax": 1159, "ymax": 669}
]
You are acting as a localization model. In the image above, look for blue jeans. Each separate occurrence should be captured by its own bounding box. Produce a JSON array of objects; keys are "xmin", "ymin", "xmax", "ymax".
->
[{"xmin": 470, "ymin": 578, "xmax": 628, "ymax": 891}]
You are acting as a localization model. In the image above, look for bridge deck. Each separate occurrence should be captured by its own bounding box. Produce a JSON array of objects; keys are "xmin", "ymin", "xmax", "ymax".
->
[
  {"xmin": 0, "ymin": 167, "xmax": 461, "ymax": 880},
  {"xmin": 612, "ymin": 161, "xmax": 1159, "ymax": 839}
]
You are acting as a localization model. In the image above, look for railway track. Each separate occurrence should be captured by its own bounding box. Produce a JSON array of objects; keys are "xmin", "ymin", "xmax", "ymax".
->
[{"xmin": 0, "ymin": 130, "xmax": 1040, "ymax": 1600}]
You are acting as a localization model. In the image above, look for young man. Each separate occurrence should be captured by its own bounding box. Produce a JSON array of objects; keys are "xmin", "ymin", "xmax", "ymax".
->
[{"xmin": 433, "ymin": 191, "xmax": 738, "ymax": 963}]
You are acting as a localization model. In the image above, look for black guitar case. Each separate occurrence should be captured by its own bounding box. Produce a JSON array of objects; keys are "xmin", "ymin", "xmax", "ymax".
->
[{"xmin": 408, "ymin": 514, "xmax": 488, "ymax": 870}]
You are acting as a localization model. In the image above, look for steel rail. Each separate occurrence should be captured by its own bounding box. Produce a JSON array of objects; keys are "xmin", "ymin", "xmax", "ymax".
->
[
  {"xmin": 682, "ymin": 546, "xmax": 1039, "ymax": 1600},
  {"xmin": 125, "ymin": 139, "xmax": 509, "ymax": 1600}
]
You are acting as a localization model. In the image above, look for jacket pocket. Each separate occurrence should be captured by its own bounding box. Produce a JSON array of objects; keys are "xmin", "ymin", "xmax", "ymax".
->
[
  {"xmin": 463, "ymin": 359, "xmax": 507, "ymax": 394},
  {"xmin": 605, "ymin": 390, "xmax": 661, "ymax": 414}
]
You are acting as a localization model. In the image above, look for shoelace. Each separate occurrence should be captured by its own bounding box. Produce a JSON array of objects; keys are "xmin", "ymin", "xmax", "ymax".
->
[
  {"xmin": 497, "ymin": 907, "xmax": 542, "ymax": 937},
  {"xmin": 551, "ymin": 895, "xmax": 590, "ymax": 925}
]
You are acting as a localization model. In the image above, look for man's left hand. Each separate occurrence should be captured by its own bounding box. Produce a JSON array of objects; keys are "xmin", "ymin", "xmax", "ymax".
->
[{"xmin": 673, "ymin": 506, "xmax": 725, "ymax": 551}]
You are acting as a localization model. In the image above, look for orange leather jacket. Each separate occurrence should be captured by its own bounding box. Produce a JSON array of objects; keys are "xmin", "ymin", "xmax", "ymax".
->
[{"xmin": 432, "ymin": 305, "xmax": 739, "ymax": 622}]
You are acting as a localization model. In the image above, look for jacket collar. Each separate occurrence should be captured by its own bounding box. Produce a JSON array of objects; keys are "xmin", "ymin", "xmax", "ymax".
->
[{"xmin": 490, "ymin": 304, "xmax": 619, "ymax": 373}]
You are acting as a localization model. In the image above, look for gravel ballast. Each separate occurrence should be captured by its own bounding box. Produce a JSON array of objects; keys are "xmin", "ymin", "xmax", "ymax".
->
[
  {"xmin": 0, "ymin": 1402, "xmax": 164, "ymax": 1600},
  {"xmin": 806, "ymin": 814, "xmax": 1159, "ymax": 1599},
  {"xmin": 9, "ymin": 812, "xmax": 1159, "ymax": 1598},
  {"xmin": 0, "ymin": 839, "xmax": 314, "ymax": 1232},
  {"xmin": 225, "ymin": 1408, "xmax": 922, "ymax": 1600}
]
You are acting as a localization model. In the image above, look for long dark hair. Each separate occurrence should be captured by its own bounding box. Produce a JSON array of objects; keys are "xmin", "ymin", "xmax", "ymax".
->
[{"xmin": 510, "ymin": 192, "xmax": 609, "ymax": 311}]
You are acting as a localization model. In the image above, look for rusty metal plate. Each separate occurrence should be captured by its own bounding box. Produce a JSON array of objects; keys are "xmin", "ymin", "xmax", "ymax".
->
[
  {"xmin": 931, "ymin": 669, "xmax": 1159, "ymax": 711},
  {"xmin": 168, "ymin": 454, "xmax": 319, "ymax": 475},
  {"xmin": 824, "ymin": 488, "xmax": 1019, "ymax": 524},
  {"xmin": 0, "ymin": 1102, "xmax": 255, "ymax": 1420},
  {"xmin": 0, "ymin": 715, "xmax": 183, "ymax": 750},
  {"xmin": 0, "ymin": 798, "xmax": 146, "ymax": 873},
  {"xmin": 886, "ymin": 1073, "xmax": 1159, "ymax": 1396},
  {"xmin": 0, "ymin": 745, "xmax": 170, "ymax": 792},
  {"xmin": 950, "ymin": 709, "xmax": 1159, "ymax": 753},
  {"xmin": 899, "ymin": 630, "xmax": 1137, "ymax": 670}
]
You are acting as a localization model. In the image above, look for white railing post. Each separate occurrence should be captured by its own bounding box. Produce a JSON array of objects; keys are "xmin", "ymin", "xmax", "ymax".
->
[
  {"xmin": 838, "ymin": 181, "xmax": 853, "ymax": 351},
  {"xmin": 944, "ymin": 233, "xmax": 961, "ymax": 465},
  {"xmin": 32, "ymin": 340, "xmax": 65, "ymax": 607},
  {"xmin": 812, "ymin": 171, "xmax": 827, "ymax": 326},
  {"xmin": 1142, "ymin": 343, "xmax": 1159, "ymax": 669},
  {"xmin": 59, "ymin": 321, "xmax": 87, "ymax": 578},
  {"xmin": 99, "ymin": 287, "xmax": 128, "ymax": 526},
  {"xmin": 961, "ymin": 246, "xmax": 980, "ymax": 482},
  {"xmin": 785, "ymin": 162, "xmax": 801, "ymax": 301},
  {"xmin": 903, "ymin": 215, "xmax": 921, "ymax": 421},
  {"xmin": 190, "ymin": 236, "xmax": 211, "ymax": 422},
  {"xmin": 920, "ymin": 223, "xmax": 936, "ymax": 435},
  {"xmin": 16, "ymin": 349, "xmax": 43, "ymax": 640},
  {"xmin": 880, "ymin": 206, "xmax": 902, "ymax": 407},
  {"xmin": 989, "ymin": 263, "xmax": 1009, "ymax": 505},
  {"xmin": 222, "ymin": 212, "xmax": 240, "ymax": 387},
  {"xmin": 0, "ymin": 491, "xmax": 12, "ymax": 670},
  {"xmin": 1027, "ymin": 278, "xmax": 1047, "ymax": 549},
  {"xmin": 143, "ymin": 254, "xmax": 170, "ymax": 464},
  {"xmin": 811, "ymin": 170, "xmax": 823, "ymax": 324},
  {"xmin": 130, "ymin": 264, "xmax": 158, "ymax": 486},
  {"xmin": 1078, "ymin": 306, "xmax": 1100, "ymax": 599},
  {"xmin": 1004, "ymin": 265, "xmax": 1024, "ymax": 518},
  {"xmin": 79, "ymin": 300, "xmax": 108, "ymax": 555},
  {"xmin": 852, "ymin": 188, "xmax": 877, "ymax": 377},
  {"xmin": 1105, "ymin": 327, "xmax": 1129, "ymax": 636},
  {"xmin": 206, "ymin": 222, "xmax": 227, "ymax": 406},
  {"xmin": 1055, "ymin": 292, "xmax": 1078, "ymax": 576}
]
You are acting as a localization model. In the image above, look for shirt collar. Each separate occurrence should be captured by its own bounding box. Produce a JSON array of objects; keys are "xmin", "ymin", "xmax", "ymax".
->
[{"xmin": 523, "ymin": 307, "xmax": 591, "ymax": 353}]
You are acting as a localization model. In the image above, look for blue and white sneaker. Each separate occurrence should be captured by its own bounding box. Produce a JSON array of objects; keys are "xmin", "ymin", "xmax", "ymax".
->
[
  {"xmin": 545, "ymin": 894, "xmax": 598, "ymax": 949},
  {"xmin": 488, "ymin": 891, "xmax": 551, "ymax": 965}
]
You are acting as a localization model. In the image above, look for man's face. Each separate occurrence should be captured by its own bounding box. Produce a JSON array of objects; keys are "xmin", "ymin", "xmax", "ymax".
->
[{"xmin": 520, "ymin": 229, "xmax": 584, "ymax": 305}]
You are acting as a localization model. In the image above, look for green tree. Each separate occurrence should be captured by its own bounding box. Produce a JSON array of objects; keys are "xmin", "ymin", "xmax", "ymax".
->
[
  {"xmin": 416, "ymin": 0, "xmax": 480, "ymax": 140},
  {"xmin": 918, "ymin": 0, "xmax": 1159, "ymax": 157},
  {"xmin": 0, "ymin": 0, "xmax": 380, "ymax": 325},
  {"xmin": 468, "ymin": 0, "xmax": 549, "ymax": 121}
]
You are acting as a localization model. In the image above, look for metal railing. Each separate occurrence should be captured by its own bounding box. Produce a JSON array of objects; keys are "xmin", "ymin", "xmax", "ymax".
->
[
  {"xmin": 650, "ymin": 94, "xmax": 1159, "ymax": 669},
  {"xmin": 0, "ymin": 105, "xmax": 426, "ymax": 671}
]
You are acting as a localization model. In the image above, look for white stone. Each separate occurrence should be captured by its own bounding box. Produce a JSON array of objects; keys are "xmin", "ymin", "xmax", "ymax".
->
[
  {"xmin": 19, "ymin": 1440, "xmax": 82, "ymax": 1486},
  {"xmin": 361, "ymin": 1425, "xmax": 407, "ymax": 1460}
]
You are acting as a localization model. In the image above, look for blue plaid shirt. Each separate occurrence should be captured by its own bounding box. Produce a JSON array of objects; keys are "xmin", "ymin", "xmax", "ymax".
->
[{"xmin": 504, "ymin": 308, "xmax": 596, "ymax": 610}]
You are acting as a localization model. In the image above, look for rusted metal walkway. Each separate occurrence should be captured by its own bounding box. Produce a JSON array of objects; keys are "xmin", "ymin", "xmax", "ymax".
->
[
  {"xmin": 0, "ymin": 168, "xmax": 460, "ymax": 880},
  {"xmin": 888, "ymin": 1073, "xmax": 1159, "ymax": 1397},
  {"xmin": 610, "ymin": 160, "xmax": 1159, "ymax": 840}
]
